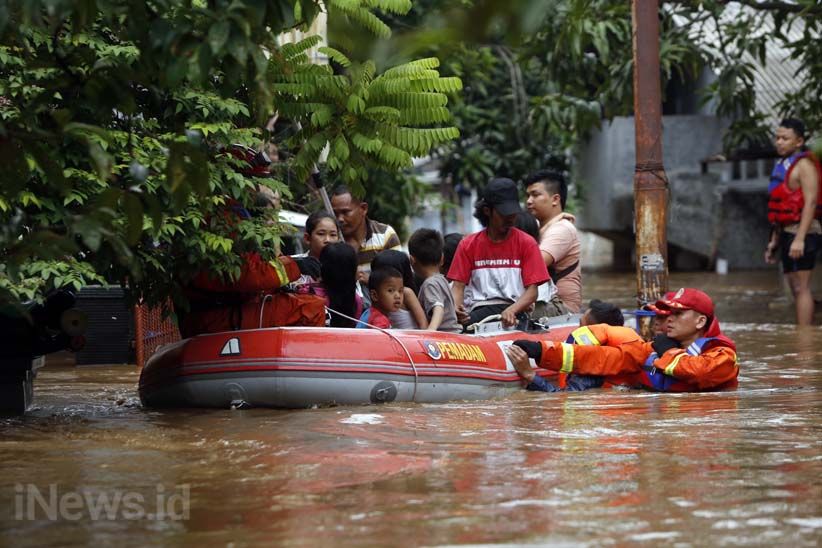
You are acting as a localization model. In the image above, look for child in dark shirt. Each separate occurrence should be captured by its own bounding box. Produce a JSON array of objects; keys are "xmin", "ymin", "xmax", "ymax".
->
[{"xmin": 408, "ymin": 229, "xmax": 462, "ymax": 333}]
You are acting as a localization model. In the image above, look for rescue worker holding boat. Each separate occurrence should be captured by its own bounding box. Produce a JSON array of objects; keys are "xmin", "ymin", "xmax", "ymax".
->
[{"xmin": 506, "ymin": 288, "xmax": 738, "ymax": 393}]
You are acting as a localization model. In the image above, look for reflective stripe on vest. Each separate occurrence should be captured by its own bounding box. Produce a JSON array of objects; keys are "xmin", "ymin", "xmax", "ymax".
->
[
  {"xmin": 566, "ymin": 326, "xmax": 602, "ymax": 346},
  {"xmin": 269, "ymin": 259, "xmax": 291, "ymax": 288},
  {"xmin": 640, "ymin": 337, "xmax": 715, "ymax": 392},
  {"xmin": 560, "ymin": 342, "xmax": 575, "ymax": 373},
  {"xmin": 559, "ymin": 327, "xmax": 600, "ymax": 387}
]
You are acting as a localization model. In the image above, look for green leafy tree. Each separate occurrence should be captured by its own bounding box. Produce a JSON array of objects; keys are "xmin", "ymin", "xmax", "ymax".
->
[
  {"xmin": 335, "ymin": 0, "xmax": 571, "ymax": 199},
  {"xmin": 345, "ymin": 0, "xmax": 695, "ymax": 200},
  {"xmin": 271, "ymin": 40, "xmax": 460, "ymax": 190},
  {"xmin": 390, "ymin": 0, "xmax": 821, "ymax": 160},
  {"xmin": 0, "ymin": 0, "xmax": 460, "ymax": 308},
  {"xmin": 522, "ymin": 0, "xmax": 822, "ymax": 151},
  {"xmin": 437, "ymin": 44, "xmax": 567, "ymax": 190}
]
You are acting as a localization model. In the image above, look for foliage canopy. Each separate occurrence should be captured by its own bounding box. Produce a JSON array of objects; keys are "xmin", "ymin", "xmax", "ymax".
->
[
  {"xmin": 379, "ymin": 0, "xmax": 821, "ymax": 197},
  {"xmin": 0, "ymin": 0, "xmax": 461, "ymax": 307}
]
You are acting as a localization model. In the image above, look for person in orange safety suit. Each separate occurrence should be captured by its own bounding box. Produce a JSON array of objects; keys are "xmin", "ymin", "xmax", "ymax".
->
[
  {"xmin": 178, "ymin": 146, "xmax": 325, "ymax": 337},
  {"xmin": 506, "ymin": 288, "xmax": 738, "ymax": 392},
  {"xmin": 547, "ymin": 299, "xmax": 636, "ymax": 392},
  {"xmin": 179, "ymin": 249, "xmax": 319, "ymax": 338}
]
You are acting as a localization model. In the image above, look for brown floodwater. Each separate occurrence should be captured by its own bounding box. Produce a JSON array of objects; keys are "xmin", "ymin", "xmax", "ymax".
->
[{"xmin": 1, "ymin": 271, "xmax": 821, "ymax": 547}]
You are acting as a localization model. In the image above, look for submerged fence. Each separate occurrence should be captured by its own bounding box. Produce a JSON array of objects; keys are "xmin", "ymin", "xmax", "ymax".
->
[{"xmin": 134, "ymin": 303, "xmax": 180, "ymax": 368}]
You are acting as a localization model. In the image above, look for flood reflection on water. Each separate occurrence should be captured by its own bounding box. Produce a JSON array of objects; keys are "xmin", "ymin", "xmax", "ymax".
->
[{"xmin": 1, "ymin": 272, "xmax": 821, "ymax": 547}]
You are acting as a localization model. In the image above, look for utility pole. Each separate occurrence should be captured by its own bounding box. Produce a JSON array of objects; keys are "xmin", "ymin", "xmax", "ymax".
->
[{"xmin": 631, "ymin": 0, "xmax": 669, "ymax": 334}]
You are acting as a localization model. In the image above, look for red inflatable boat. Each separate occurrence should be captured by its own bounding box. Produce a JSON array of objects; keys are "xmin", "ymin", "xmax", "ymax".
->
[{"xmin": 139, "ymin": 322, "xmax": 577, "ymax": 409}]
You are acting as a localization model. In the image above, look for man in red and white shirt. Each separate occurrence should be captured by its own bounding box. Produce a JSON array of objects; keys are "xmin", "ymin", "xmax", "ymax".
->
[{"xmin": 448, "ymin": 178, "xmax": 549, "ymax": 328}]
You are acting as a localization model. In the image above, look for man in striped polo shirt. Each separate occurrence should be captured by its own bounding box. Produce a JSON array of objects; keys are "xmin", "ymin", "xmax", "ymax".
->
[{"xmin": 330, "ymin": 185, "xmax": 402, "ymax": 283}]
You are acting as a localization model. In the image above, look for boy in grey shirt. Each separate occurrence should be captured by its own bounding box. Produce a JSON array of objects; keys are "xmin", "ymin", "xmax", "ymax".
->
[{"xmin": 408, "ymin": 229, "xmax": 462, "ymax": 333}]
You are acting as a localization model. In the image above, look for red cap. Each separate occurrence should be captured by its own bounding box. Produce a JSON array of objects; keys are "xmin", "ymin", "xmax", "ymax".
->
[
  {"xmin": 643, "ymin": 291, "xmax": 674, "ymax": 316},
  {"xmin": 655, "ymin": 288, "xmax": 714, "ymax": 317}
]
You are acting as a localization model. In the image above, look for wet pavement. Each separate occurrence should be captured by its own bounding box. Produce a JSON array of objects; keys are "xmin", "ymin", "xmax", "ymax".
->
[{"xmin": 1, "ymin": 271, "xmax": 821, "ymax": 547}]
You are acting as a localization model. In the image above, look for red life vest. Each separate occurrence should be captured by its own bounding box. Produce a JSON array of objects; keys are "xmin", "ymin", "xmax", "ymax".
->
[{"xmin": 767, "ymin": 151, "xmax": 822, "ymax": 225}]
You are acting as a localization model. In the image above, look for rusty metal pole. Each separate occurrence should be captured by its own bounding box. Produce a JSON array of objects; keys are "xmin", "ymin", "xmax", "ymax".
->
[{"xmin": 632, "ymin": 0, "xmax": 669, "ymax": 337}]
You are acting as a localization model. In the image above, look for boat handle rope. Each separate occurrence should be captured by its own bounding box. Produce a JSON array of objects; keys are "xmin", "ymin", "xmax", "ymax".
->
[
  {"xmin": 323, "ymin": 305, "xmax": 420, "ymax": 403},
  {"xmin": 259, "ymin": 294, "xmax": 274, "ymax": 329}
]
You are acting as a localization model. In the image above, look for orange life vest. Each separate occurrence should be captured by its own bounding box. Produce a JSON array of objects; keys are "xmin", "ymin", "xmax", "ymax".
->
[
  {"xmin": 181, "ymin": 254, "xmax": 310, "ymax": 338},
  {"xmin": 179, "ymin": 291, "xmax": 325, "ymax": 338},
  {"xmin": 767, "ymin": 151, "xmax": 822, "ymax": 225},
  {"xmin": 636, "ymin": 335, "xmax": 737, "ymax": 392},
  {"xmin": 560, "ymin": 324, "xmax": 642, "ymax": 388},
  {"xmin": 190, "ymin": 253, "xmax": 300, "ymax": 294},
  {"xmin": 541, "ymin": 321, "xmax": 738, "ymax": 392}
]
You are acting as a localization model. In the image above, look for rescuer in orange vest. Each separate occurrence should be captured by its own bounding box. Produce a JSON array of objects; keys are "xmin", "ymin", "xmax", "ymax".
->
[
  {"xmin": 531, "ymin": 299, "xmax": 636, "ymax": 392},
  {"xmin": 178, "ymin": 145, "xmax": 325, "ymax": 337},
  {"xmin": 506, "ymin": 288, "xmax": 739, "ymax": 392}
]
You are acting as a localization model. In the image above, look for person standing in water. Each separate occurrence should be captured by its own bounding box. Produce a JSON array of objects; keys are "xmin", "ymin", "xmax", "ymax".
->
[{"xmin": 765, "ymin": 118, "xmax": 822, "ymax": 325}]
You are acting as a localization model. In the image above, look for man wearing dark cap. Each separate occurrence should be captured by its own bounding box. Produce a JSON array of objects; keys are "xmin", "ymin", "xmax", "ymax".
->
[
  {"xmin": 447, "ymin": 178, "xmax": 549, "ymax": 327},
  {"xmin": 506, "ymin": 288, "xmax": 739, "ymax": 392}
]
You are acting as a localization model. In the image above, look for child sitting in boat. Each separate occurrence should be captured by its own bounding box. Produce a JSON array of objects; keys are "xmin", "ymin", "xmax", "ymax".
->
[
  {"xmin": 302, "ymin": 211, "xmax": 340, "ymax": 260},
  {"xmin": 408, "ymin": 228, "xmax": 462, "ymax": 333},
  {"xmin": 370, "ymin": 250, "xmax": 428, "ymax": 329},
  {"xmin": 320, "ymin": 242, "xmax": 363, "ymax": 328},
  {"xmin": 356, "ymin": 267, "xmax": 404, "ymax": 329},
  {"xmin": 290, "ymin": 211, "xmax": 341, "ymax": 291}
]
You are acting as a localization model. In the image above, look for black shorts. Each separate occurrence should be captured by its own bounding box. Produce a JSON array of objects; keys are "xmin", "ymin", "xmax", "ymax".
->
[{"xmin": 780, "ymin": 231, "xmax": 819, "ymax": 272}]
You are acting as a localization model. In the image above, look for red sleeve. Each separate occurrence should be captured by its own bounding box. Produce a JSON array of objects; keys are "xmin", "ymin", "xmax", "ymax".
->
[
  {"xmin": 539, "ymin": 339, "xmax": 652, "ymax": 377},
  {"xmin": 446, "ymin": 238, "xmax": 472, "ymax": 284},
  {"xmin": 519, "ymin": 234, "xmax": 550, "ymax": 286}
]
